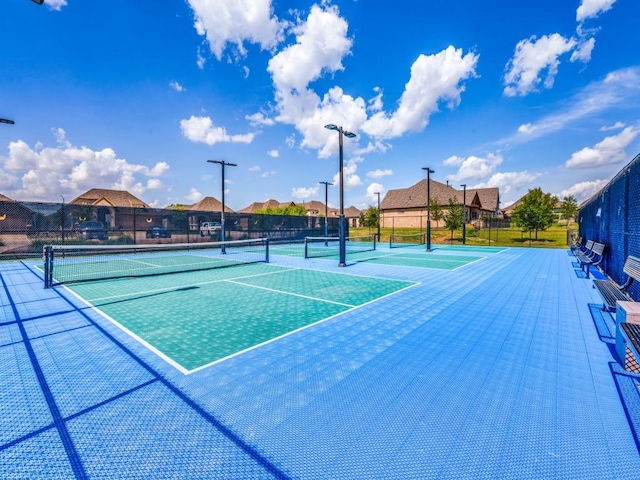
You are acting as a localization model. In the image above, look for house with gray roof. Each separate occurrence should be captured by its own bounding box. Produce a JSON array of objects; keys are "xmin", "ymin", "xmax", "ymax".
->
[{"xmin": 380, "ymin": 179, "xmax": 500, "ymax": 228}]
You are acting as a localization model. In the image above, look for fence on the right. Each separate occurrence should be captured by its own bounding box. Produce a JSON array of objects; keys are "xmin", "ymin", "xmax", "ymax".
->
[{"xmin": 578, "ymin": 152, "xmax": 640, "ymax": 299}]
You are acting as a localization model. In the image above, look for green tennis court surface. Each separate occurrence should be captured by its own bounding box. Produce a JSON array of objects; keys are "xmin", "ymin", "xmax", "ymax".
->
[
  {"xmin": 357, "ymin": 252, "xmax": 484, "ymax": 269},
  {"xmin": 431, "ymin": 245, "xmax": 508, "ymax": 253},
  {"xmin": 66, "ymin": 264, "xmax": 415, "ymax": 372}
]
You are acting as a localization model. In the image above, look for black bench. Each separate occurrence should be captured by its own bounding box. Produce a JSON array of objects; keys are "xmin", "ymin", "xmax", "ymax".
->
[
  {"xmin": 593, "ymin": 255, "xmax": 640, "ymax": 311},
  {"xmin": 616, "ymin": 322, "xmax": 640, "ymax": 372},
  {"xmin": 576, "ymin": 242, "xmax": 604, "ymax": 279},
  {"xmin": 569, "ymin": 236, "xmax": 583, "ymax": 255},
  {"xmin": 574, "ymin": 239, "xmax": 593, "ymax": 259}
]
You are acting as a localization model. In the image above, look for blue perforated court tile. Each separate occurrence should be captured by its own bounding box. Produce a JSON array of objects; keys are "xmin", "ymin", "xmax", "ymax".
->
[{"xmin": 1, "ymin": 248, "xmax": 640, "ymax": 479}]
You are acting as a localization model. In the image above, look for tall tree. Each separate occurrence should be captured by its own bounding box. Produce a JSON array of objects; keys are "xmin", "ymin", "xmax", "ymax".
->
[
  {"xmin": 443, "ymin": 197, "xmax": 464, "ymax": 242},
  {"xmin": 511, "ymin": 188, "xmax": 558, "ymax": 239},
  {"xmin": 430, "ymin": 198, "xmax": 444, "ymax": 228},
  {"xmin": 365, "ymin": 205, "xmax": 379, "ymax": 228},
  {"xmin": 559, "ymin": 195, "xmax": 578, "ymax": 226}
]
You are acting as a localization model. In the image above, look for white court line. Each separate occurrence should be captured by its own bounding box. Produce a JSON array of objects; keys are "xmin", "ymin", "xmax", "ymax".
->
[
  {"xmin": 62, "ymin": 285, "xmax": 191, "ymax": 375},
  {"xmin": 188, "ymin": 280, "xmax": 420, "ymax": 374},
  {"xmin": 224, "ymin": 279, "xmax": 356, "ymax": 308},
  {"xmin": 84, "ymin": 265, "xmax": 297, "ymax": 302},
  {"xmin": 64, "ymin": 262, "xmax": 420, "ymax": 375}
]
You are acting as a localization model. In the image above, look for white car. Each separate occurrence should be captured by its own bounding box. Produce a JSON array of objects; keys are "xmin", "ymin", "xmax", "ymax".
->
[{"xmin": 199, "ymin": 222, "xmax": 221, "ymax": 236}]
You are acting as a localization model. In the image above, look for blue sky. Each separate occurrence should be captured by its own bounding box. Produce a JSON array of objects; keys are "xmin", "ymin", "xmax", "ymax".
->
[{"xmin": 1, "ymin": 0, "xmax": 639, "ymax": 211}]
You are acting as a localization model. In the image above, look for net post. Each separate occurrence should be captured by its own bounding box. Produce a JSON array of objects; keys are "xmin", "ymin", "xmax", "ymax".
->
[
  {"xmin": 265, "ymin": 238, "xmax": 270, "ymax": 263},
  {"xmin": 373, "ymin": 235, "xmax": 377, "ymax": 251},
  {"xmin": 304, "ymin": 237, "xmax": 309, "ymax": 259},
  {"xmin": 43, "ymin": 245, "xmax": 53, "ymax": 288}
]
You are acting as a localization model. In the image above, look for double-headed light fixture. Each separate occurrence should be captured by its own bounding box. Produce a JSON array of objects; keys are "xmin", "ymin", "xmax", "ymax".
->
[{"xmin": 324, "ymin": 124, "xmax": 356, "ymax": 267}]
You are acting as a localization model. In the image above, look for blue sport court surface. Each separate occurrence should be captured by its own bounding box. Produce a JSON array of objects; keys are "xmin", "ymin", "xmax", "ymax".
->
[{"xmin": 1, "ymin": 244, "xmax": 640, "ymax": 479}]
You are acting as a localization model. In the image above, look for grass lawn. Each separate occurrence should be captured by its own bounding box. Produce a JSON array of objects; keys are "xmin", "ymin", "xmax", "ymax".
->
[{"xmin": 351, "ymin": 223, "xmax": 576, "ymax": 249}]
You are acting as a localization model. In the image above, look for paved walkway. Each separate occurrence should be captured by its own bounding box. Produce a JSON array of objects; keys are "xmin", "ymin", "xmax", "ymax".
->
[{"xmin": 1, "ymin": 246, "xmax": 639, "ymax": 479}]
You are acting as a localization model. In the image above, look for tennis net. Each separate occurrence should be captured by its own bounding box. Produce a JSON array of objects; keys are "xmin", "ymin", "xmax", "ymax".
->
[
  {"xmin": 389, "ymin": 233, "xmax": 426, "ymax": 248},
  {"xmin": 304, "ymin": 235, "xmax": 376, "ymax": 259},
  {"xmin": 43, "ymin": 238, "xmax": 269, "ymax": 288}
]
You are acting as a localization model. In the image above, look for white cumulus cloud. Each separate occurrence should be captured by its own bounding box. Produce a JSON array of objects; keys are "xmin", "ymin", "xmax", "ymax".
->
[
  {"xmin": 246, "ymin": 112, "xmax": 275, "ymax": 127},
  {"xmin": 558, "ymin": 179, "xmax": 609, "ymax": 203},
  {"xmin": 185, "ymin": 188, "xmax": 203, "ymax": 203},
  {"xmin": 473, "ymin": 171, "xmax": 540, "ymax": 195},
  {"xmin": 577, "ymin": 0, "xmax": 617, "ymax": 23},
  {"xmin": 600, "ymin": 121, "xmax": 625, "ymax": 131},
  {"xmin": 444, "ymin": 153, "xmax": 503, "ymax": 182},
  {"xmin": 0, "ymin": 129, "xmax": 169, "ymax": 201},
  {"xmin": 365, "ymin": 183, "xmax": 384, "ymax": 203},
  {"xmin": 268, "ymin": 4, "xmax": 352, "ymax": 94},
  {"xmin": 566, "ymin": 126, "xmax": 639, "ymax": 168},
  {"xmin": 43, "ymin": 0, "xmax": 67, "ymax": 11},
  {"xmin": 362, "ymin": 46, "xmax": 478, "ymax": 139},
  {"xmin": 291, "ymin": 186, "xmax": 318, "ymax": 199},
  {"xmin": 366, "ymin": 169, "xmax": 393, "ymax": 179},
  {"xmin": 187, "ymin": 0, "xmax": 285, "ymax": 60},
  {"xmin": 180, "ymin": 115, "xmax": 255, "ymax": 145},
  {"xmin": 570, "ymin": 37, "xmax": 595, "ymax": 63},
  {"xmin": 504, "ymin": 34, "xmax": 577, "ymax": 97},
  {"xmin": 332, "ymin": 157, "xmax": 363, "ymax": 191},
  {"xmin": 169, "ymin": 81, "xmax": 185, "ymax": 92}
]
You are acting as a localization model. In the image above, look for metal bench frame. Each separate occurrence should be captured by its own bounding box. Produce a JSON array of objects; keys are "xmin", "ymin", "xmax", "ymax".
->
[
  {"xmin": 576, "ymin": 242, "xmax": 605, "ymax": 279},
  {"xmin": 593, "ymin": 255, "xmax": 640, "ymax": 312}
]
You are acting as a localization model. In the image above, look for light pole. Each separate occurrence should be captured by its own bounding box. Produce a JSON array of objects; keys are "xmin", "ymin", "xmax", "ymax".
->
[
  {"xmin": 460, "ymin": 183, "xmax": 467, "ymax": 245},
  {"xmin": 319, "ymin": 181, "xmax": 333, "ymax": 243},
  {"xmin": 374, "ymin": 191, "xmax": 381, "ymax": 241},
  {"xmin": 422, "ymin": 167, "xmax": 434, "ymax": 252},
  {"xmin": 207, "ymin": 160, "xmax": 236, "ymax": 253},
  {"xmin": 324, "ymin": 124, "xmax": 356, "ymax": 267}
]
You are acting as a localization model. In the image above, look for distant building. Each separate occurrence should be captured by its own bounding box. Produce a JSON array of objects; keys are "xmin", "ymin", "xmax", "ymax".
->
[
  {"xmin": 184, "ymin": 196, "xmax": 234, "ymax": 213},
  {"xmin": 239, "ymin": 199, "xmax": 295, "ymax": 213},
  {"xmin": 381, "ymin": 179, "xmax": 500, "ymax": 228},
  {"xmin": 68, "ymin": 188, "xmax": 151, "ymax": 229}
]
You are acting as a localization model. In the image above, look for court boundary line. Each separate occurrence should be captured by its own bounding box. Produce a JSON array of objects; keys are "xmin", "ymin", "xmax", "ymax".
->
[
  {"xmin": 224, "ymin": 279, "xmax": 356, "ymax": 308},
  {"xmin": 51, "ymin": 264, "xmax": 422, "ymax": 375},
  {"xmin": 61, "ymin": 266, "xmax": 419, "ymax": 374},
  {"xmin": 329, "ymin": 251, "xmax": 489, "ymax": 271},
  {"xmin": 83, "ymin": 265, "xmax": 297, "ymax": 303},
  {"xmin": 61, "ymin": 286, "xmax": 192, "ymax": 375},
  {"xmin": 188, "ymin": 280, "xmax": 420, "ymax": 374}
]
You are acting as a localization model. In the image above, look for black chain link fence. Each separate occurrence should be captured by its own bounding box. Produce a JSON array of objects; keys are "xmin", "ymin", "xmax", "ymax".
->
[
  {"xmin": 0, "ymin": 200, "xmax": 339, "ymax": 259},
  {"xmin": 578, "ymin": 152, "xmax": 640, "ymax": 300}
]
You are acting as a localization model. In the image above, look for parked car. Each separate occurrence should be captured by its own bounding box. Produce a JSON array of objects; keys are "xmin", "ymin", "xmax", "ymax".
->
[
  {"xmin": 79, "ymin": 220, "xmax": 108, "ymax": 240},
  {"xmin": 146, "ymin": 226, "xmax": 171, "ymax": 238},
  {"xmin": 200, "ymin": 221, "xmax": 221, "ymax": 237}
]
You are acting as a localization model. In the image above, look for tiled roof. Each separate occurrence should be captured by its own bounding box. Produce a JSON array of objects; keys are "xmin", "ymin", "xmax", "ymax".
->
[
  {"xmin": 69, "ymin": 189, "xmax": 150, "ymax": 208},
  {"xmin": 239, "ymin": 199, "xmax": 295, "ymax": 213},
  {"xmin": 186, "ymin": 196, "xmax": 234, "ymax": 213},
  {"xmin": 343, "ymin": 206, "xmax": 362, "ymax": 218},
  {"xmin": 381, "ymin": 179, "xmax": 459, "ymax": 209},
  {"xmin": 300, "ymin": 200, "xmax": 328, "ymax": 214},
  {"xmin": 466, "ymin": 187, "xmax": 500, "ymax": 211},
  {"xmin": 381, "ymin": 179, "xmax": 499, "ymax": 211}
]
